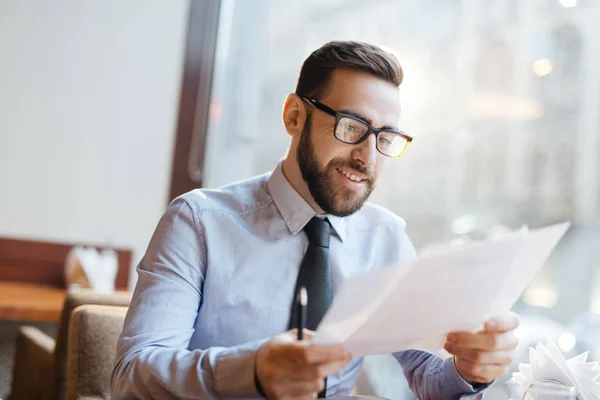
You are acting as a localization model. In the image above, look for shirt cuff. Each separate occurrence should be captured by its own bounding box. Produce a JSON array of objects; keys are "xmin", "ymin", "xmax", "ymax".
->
[
  {"xmin": 213, "ymin": 338, "xmax": 269, "ymax": 397},
  {"xmin": 442, "ymin": 357, "xmax": 492, "ymax": 396}
]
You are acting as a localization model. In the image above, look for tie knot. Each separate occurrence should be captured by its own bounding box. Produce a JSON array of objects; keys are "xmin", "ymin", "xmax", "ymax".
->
[{"xmin": 304, "ymin": 217, "xmax": 331, "ymax": 248}]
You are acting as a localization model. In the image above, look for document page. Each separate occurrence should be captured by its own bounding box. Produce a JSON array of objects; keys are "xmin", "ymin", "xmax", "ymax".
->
[{"xmin": 315, "ymin": 222, "xmax": 570, "ymax": 356}]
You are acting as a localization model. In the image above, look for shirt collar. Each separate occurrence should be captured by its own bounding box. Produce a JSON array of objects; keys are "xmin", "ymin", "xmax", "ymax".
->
[{"xmin": 267, "ymin": 161, "xmax": 346, "ymax": 243}]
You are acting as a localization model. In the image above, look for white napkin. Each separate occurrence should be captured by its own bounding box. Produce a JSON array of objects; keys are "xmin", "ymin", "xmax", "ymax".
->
[
  {"xmin": 65, "ymin": 246, "xmax": 118, "ymax": 293},
  {"xmin": 512, "ymin": 340, "xmax": 600, "ymax": 399}
]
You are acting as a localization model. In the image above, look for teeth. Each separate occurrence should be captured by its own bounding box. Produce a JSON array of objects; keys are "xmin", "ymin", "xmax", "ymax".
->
[{"xmin": 338, "ymin": 169, "xmax": 363, "ymax": 182}]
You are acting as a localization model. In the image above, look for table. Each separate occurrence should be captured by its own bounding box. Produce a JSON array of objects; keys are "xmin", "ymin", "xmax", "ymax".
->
[{"xmin": 0, "ymin": 281, "xmax": 65, "ymax": 322}]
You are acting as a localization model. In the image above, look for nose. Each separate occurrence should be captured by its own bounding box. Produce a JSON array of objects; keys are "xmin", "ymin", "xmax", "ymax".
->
[{"xmin": 351, "ymin": 133, "xmax": 377, "ymax": 167}]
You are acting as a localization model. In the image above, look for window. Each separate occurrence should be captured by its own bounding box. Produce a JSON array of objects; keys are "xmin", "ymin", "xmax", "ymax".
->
[{"xmin": 202, "ymin": 0, "xmax": 600, "ymax": 397}]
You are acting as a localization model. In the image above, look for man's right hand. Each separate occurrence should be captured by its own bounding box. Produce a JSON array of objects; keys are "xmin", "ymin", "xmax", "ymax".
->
[{"xmin": 255, "ymin": 329, "xmax": 352, "ymax": 399}]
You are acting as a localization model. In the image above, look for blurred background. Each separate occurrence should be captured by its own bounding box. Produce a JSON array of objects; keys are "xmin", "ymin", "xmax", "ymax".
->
[{"xmin": 0, "ymin": 0, "xmax": 599, "ymax": 398}]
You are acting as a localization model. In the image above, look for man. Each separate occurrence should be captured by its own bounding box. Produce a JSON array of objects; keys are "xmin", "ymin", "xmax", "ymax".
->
[{"xmin": 111, "ymin": 41, "xmax": 518, "ymax": 399}]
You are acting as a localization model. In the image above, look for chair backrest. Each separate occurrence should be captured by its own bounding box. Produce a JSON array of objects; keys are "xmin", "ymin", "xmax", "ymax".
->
[
  {"xmin": 52, "ymin": 290, "xmax": 132, "ymax": 400},
  {"xmin": 66, "ymin": 305, "xmax": 128, "ymax": 400}
]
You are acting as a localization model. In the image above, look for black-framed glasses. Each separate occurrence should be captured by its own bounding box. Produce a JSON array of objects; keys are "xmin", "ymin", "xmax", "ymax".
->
[{"xmin": 298, "ymin": 94, "xmax": 413, "ymax": 158}]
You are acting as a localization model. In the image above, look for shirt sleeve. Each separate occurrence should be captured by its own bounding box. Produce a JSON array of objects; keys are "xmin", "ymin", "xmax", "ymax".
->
[
  {"xmin": 110, "ymin": 197, "xmax": 266, "ymax": 399},
  {"xmin": 393, "ymin": 350, "xmax": 489, "ymax": 399}
]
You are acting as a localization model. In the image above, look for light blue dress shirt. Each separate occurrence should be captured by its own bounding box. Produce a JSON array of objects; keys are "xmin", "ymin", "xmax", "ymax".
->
[{"xmin": 111, "ymin": 162, "xmax": 485, "ymax": 399}]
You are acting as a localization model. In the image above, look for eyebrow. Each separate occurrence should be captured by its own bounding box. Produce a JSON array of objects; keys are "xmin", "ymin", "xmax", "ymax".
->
[{"xmin": 338, "ymin": 108, "xmax": 399, "ymax": 131}]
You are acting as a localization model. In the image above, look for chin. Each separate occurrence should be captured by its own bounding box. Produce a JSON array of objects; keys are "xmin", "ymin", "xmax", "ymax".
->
[{"xmin": 327, "ymin": 192, "xmax": 368, "ymax": 217}]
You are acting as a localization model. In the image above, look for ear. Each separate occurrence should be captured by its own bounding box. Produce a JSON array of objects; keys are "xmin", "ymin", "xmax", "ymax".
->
[{"xmin": 282, "ymin": 93, "xmax": 307, "ymax": 138}]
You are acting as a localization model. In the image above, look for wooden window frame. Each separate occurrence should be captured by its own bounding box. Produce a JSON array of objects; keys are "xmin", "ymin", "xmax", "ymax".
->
[{"xmin": 168, "ymin": 0, "xmax": 222, "ymax": 201}]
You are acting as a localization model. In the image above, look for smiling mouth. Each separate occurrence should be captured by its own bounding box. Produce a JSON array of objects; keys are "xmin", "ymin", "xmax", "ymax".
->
[{"xmin": 336, "ymin": 168, "xmax": 366, "ymax": 183}]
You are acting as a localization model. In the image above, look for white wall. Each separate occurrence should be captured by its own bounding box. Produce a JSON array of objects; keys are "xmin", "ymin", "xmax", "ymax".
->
[{"xmin": 0, "ymin": 0, "xmax": 190, "ymax": 288}]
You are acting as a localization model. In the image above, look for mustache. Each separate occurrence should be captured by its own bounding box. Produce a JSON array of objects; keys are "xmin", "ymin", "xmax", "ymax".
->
[{"xmin": 329, "ymin": 158, "xmax": 374, "ymax": 180}]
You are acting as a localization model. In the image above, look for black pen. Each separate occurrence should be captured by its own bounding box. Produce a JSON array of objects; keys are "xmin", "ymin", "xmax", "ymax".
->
[{"xmin": 297, "ymin": 286, "xmax": 307, "ymax": 341}]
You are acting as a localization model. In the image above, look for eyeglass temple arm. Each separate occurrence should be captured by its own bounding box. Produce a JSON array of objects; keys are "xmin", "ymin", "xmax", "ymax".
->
[{"xmin": 297, "ymin": 95, "xmax": 337, "ymax": 117}]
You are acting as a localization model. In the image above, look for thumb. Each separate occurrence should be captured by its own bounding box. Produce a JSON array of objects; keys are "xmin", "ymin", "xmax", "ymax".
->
[
  {"xmin": 302, "ymin": 329, "xmax": 316, "ymax": 340},
  {"xmin": 284, "ymin": 328, "xmax": 315, "ymax": 340},
  {"xmin": 484, "ymin": 312, "xmax": 519, "ymax": 332}
]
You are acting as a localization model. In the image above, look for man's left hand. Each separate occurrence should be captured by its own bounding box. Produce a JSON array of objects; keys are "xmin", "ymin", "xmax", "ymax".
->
[{"xmin": 444, "ymin": 312, "xmax": 520, "ymax": 384}]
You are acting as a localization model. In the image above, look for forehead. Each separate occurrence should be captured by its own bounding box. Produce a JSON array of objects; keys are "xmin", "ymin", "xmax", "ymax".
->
[{"xmin": 319, "ymin": 68, "xmax": 401, "ymax": 128}]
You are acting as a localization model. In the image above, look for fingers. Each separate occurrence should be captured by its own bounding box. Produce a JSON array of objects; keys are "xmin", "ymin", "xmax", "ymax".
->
[
  {"xmin": 285, "ymin": 342, "xmax": 350, "ymax": 364},
  {"xmin": 444, "ymin": 343, "xmax": 514, "ymax": 366},
  {"xmin": 267, "ymin": 332, "xmax": 351, "ymax": 375},
  {"xmin": 318, "ymin": 356, "xmax": 353, "ymax": 376},
  {"xmin": 257, "ymin": 331, "xmax": 352, "ymax": 399},
  {"xmin": 446, "ymin": 331, "xmax": 518, "ymax": 351},
  {"xmin": 484, "ymin": 312, "xmax": 519, "ymax": 333},
  {"xmin": 258, "ymin": 355, "xmax": 349, "ymax": 400},
  {"xmin": 290, "ymin": 359, "xmax": 346, "ymax": 381},
  {"xmin": 444, "ymin": 313, "xmax": 520, "ymax": 385},
  {"xmin": 454, "ymin": 356, "xmax": 509, "ymax": 383},
  {"xmin": 261, "ymin": 358, "xmax": 346, "ymax": 398}
]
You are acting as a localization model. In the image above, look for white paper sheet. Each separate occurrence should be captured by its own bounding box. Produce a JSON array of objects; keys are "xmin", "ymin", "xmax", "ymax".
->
[{"xmin": 314, "ymin": 222, "xmax": 571, "ymax": 357}]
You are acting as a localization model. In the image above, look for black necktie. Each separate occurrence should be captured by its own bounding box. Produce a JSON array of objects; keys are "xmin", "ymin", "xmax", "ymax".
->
[{"xmin": 289, "ymin": 217, "xmax": 333, "ymax": 398}]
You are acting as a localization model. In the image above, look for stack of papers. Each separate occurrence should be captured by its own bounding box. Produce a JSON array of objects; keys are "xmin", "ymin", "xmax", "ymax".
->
[{"xmin": 314, "ymin": 222, "xmax": 571, "ymax": 356}]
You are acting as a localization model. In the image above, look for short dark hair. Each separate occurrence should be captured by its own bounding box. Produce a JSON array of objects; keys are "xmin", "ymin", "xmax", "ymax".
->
[{"xmin": 295, "ymin": 41, "xmax": 403, "ymax": 99}]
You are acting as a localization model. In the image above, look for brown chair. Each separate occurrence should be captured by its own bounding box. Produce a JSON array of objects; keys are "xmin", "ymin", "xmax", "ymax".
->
[
  {"xmin": 8, "ymin": 289, "xmax": 132, "ymax": 400},
  {"xmin": 66, "ymin": 305, "xmax": 128, "ymax": 400}
]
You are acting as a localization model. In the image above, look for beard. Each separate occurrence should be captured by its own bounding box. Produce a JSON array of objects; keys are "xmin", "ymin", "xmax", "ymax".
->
[{"xmin": 297, "ymin": 116, "xmax": 376, "ymax": 217}]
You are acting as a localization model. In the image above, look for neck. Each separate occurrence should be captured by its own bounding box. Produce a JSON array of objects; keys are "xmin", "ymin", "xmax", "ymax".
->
[{"xmin": 281, "ymin": 154, "xmax": 325, "ymax": 214}]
